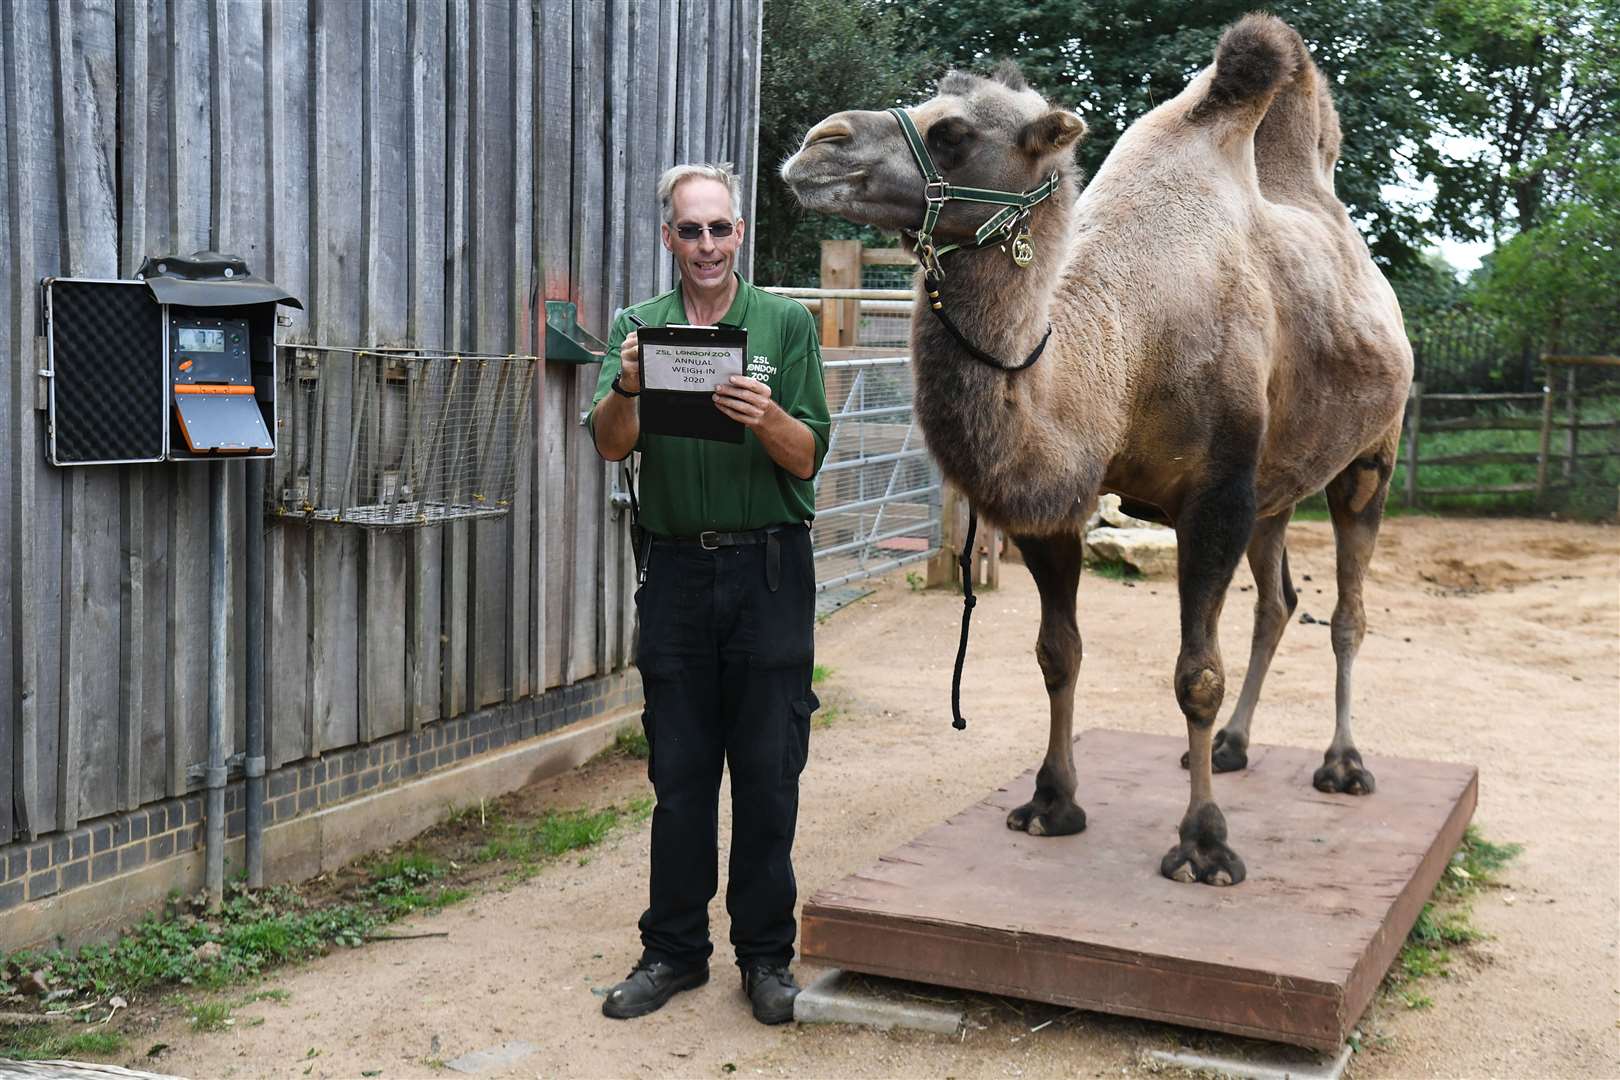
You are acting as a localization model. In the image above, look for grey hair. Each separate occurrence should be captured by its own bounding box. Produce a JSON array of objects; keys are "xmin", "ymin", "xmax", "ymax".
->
[{"xmin": 656, "ymin": 162, "xmax": 743, "ymax": 224}]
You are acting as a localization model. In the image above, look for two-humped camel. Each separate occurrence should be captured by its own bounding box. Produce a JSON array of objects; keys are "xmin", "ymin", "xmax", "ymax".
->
[{"xmin": 782, "ymin": 14, "xmax": 1413, "ymax": 884}]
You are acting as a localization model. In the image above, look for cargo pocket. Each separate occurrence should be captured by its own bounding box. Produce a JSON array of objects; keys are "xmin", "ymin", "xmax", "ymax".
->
[
  {"xmin": 639, "ymin": 707, "xmax": 656, "ymax": 784},
  {"xmin": 783, "ymin": 691, "xmax": 819, "ymax": 780}
]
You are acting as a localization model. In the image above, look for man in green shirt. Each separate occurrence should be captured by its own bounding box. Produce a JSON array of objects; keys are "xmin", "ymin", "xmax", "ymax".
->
[{"xmin": 590, "ymin": 163, "xmax": 830, "ymax": 1025}]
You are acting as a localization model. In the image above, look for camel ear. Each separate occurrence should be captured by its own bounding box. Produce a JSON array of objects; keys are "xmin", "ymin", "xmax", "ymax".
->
[{"xmin": 1018, "ymin": 110, "xmax": 1087, "ymax": 156}]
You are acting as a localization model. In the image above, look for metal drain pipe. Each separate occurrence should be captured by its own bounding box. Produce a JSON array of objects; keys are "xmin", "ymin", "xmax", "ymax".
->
[
  {"xmin": 205, "ymin": 461, "xmax": 228, "ymax": 910},
  {"xmin": 244, "ymin": 459, "xmax": 267, "ymax": 887}
]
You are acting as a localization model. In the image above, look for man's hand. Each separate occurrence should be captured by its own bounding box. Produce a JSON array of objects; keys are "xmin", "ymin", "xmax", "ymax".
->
[
  {"xmin": 715, "ymin": 375, "xmax": 817, "ymax": 479},
  {"xmin": 712, "ymin": 374, "xmax": 774, "ymax": 427},
  {"xmin": 617, "ymin": 331, "xmax": 642, "ymax": 393}
]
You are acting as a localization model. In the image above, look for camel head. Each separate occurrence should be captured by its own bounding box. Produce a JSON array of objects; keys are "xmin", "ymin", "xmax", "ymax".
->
[{"xmin": 780, "ymin": 64, "xmax": 1087, "ymax": 250}]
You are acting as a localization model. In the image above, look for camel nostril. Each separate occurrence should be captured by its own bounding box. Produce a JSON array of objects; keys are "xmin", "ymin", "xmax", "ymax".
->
[{"xmin": 803, "ymin": 121, "xmax": 853, "ymax": 148}]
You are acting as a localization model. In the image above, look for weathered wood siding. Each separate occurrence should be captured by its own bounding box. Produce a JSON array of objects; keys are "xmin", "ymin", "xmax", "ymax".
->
[{"xmin": 1, "ymin": 0, "xmax": 763, "ymax": 842}]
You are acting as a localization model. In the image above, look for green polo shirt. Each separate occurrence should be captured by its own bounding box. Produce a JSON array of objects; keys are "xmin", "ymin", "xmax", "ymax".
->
[{"xmin": 590, "ymin": 274, "xmax": 830, "ymax": 537}]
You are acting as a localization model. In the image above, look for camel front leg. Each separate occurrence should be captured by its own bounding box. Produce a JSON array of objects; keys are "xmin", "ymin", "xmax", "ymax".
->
[
  {"xmin": 1162, "ymin": 470, "xmax": 1255, "ymax": 886},
  {"xmin": 1006, "ymin": 530, "xmax": 1087, "ymax": 837}
]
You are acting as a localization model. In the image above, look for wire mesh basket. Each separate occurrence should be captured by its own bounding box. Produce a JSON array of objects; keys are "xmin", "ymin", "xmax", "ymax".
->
[{"xmin": 273, "ymin": 346, "xmax": 537, "ymax": 528}]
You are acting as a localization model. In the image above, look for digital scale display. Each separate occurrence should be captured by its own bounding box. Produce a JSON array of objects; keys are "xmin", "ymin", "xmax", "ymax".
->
[{"xmin": 176, "ymin": 327, "xmax": 226, "ymax": 352}]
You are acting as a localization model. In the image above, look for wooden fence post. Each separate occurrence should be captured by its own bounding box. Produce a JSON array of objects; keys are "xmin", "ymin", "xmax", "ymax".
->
[
  {"xmin": 1404, "ymin": 381, "xmax": 1422, "ymax": 507},
  {"xmin": 928, "ymin": 482, "xmax": 964, "ymax": 587},
  {"xmin": 1563, "ymin": 365, "xmax": 1580, "ymax": 482},
  {"xmin": 1535, "ymin": 372, "xmax": 1555, "ymax": 504},
  {"xmin": 819, "ymin": 239, "xmax": 861, "ymax": 347}
]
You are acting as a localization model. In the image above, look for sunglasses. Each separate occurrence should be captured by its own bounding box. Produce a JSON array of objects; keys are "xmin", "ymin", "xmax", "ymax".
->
[{"xmin": 673, "ymin": 220, "xmax": 737, "ymax": 241}]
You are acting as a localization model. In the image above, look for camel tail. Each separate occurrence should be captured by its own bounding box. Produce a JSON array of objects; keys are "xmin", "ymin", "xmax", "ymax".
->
[{"xmin": 1191, "ymin": 14, "xmax": 1341, "ymax": 201}]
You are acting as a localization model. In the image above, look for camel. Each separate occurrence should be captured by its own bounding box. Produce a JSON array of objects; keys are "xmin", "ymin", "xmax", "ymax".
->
[{"xmin": 781, "ymin": 14, "xmax": 1413, "ymax": 885}]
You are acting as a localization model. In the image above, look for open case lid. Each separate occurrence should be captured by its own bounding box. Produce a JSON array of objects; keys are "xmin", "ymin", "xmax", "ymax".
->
[{"xmin": 136, "ymin": 251, "xmax": 305, "ymax": 309}]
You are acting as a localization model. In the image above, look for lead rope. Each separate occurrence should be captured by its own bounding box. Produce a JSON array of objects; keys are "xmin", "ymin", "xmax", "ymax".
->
[{"xmin": 949, "ymin": 506, "xmax": 979, "ymax": 731}]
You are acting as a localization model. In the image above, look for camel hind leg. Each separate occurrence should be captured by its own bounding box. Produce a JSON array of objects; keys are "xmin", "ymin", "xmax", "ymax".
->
[
  {"xmin": 1006, "ymin": 528, "xmax": 1087, "ymax": 837},
  {"xmin": 1181, "ymin": 508, "xmax": 1297, "ymax": 772},
  {"xmin": 1315, "ymin": 430, "xmax": 1399, "ymax": 795}
]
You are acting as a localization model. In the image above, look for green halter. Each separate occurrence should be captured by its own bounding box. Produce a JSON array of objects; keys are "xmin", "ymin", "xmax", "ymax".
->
[{"xmin": 888, "ymin": 106, "xmax": 1060, "ymax": 279}]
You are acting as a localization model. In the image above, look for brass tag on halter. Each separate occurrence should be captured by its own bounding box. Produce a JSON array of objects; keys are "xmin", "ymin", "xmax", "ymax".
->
[{"xmin": 1011, "ymin": 227, "xmax": 1034, "ymax": 267}]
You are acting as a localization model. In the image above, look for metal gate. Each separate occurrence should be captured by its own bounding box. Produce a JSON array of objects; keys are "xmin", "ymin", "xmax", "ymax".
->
[{"xmin": 812, "ymin": 354, "xmax": 942, "ymax": 591}]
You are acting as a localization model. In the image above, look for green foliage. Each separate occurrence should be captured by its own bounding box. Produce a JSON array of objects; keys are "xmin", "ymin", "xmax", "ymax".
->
[
  {"xmin": 1387, "ymin": 827, "xmax": 1520, "ymax": 1001},
  {"xmin": 1085, "ymin": 557, "xmax": 1139, "ymax": 582},
  {"xmin": 363, "ymin": 852, "xmax": 464, "ymax": 917},
  {"xmin": 1, "ymin": 1024, "xmax": 126, "ymax": 1061},
  {"xmin": 811, "ymin": 664, "xmax": 832, "ymax": 685},
  {"xmin": 754, "ymin": 0, "xmax": 939, "ymax": 284},
  {"xmin": 610, "ymin": 728, "xmax": 651, "ymax": 760},
  {"xmin": 475, "ymin": 802, "xmax": 647, "ymax": 868},
  {"xmin": 188, "ymin": 1000, "xmax": 234, "ymax": 1032}
]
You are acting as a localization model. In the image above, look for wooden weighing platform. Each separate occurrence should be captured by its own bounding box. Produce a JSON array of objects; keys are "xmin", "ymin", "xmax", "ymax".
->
[{"xmin": 802, "ymin": 729, "xmax": 1477, "ymax": 1051}]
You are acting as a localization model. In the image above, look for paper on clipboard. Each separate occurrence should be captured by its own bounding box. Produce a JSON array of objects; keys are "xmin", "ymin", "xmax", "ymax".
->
[{"xmin": 637, "ymin": 324, "xmax": 748, "ymax": 443}]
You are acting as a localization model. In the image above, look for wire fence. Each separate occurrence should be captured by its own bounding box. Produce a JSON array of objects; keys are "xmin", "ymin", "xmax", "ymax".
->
[
  {"xmin": 273, "ymin": 346, "xmax": 538, "ymax": 527},
  {"xmin": 812, "ymin": 354, "xmax": 941, "ymax": 590}
]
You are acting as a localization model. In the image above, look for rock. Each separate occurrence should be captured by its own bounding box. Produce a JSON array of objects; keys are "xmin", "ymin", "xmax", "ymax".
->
[
  {"xmin": 1097, "ymin": 493, "xmax": 1168, "ymax": 530},
  {"xmin": 1084, "ymin": 527, "xmax": 1178, "ymax": 577},
  {"xmin": 192, "ymin": 941, "xmax": 223, "ymax": 963}
]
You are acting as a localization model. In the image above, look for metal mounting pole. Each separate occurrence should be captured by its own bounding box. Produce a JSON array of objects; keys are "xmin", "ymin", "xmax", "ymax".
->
[
  {"xmin": 245, "ymin": 460, "xmax": 267, "ymax": 887},
  {"xmin": 206, "ymin": 461, "xmax": 228, "ymax": 910}
]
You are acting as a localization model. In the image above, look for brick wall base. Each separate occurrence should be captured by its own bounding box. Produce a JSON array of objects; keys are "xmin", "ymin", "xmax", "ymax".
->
[{"xmin": 0, "ymin": 670, "xmax": 642, "ymax": 951}]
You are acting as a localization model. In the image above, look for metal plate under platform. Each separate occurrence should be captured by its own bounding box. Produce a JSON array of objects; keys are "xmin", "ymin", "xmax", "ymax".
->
[{"xmin": 801, "ymin": 728, "xmax": 1477, "ymax": 1052}]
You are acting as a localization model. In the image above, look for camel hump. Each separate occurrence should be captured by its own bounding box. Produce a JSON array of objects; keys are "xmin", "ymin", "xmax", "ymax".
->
[
  {"xmin": 1189, "ymin": 14, "xmax": 1309, "ymax": 122},
  {"xmin": 1192, "ymin": 15, "xmax": 1340, "ymax": 201}
]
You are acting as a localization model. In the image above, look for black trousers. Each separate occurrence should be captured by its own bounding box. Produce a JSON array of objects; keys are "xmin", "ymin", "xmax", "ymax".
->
[{"xmin": 633, "ymin": 525, "xmax": 817, "ymax": 971}]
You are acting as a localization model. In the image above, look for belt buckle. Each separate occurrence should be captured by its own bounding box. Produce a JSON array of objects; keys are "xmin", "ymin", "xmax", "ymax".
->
[{"xmin": 699, "ymin": 530, "xmax": 721, "ymax": 550}]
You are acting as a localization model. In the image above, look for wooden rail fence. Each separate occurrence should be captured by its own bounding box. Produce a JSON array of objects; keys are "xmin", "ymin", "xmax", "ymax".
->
[{"xmin": 1405, "ymin": 356, "xmax": 1619, "ymax": 507}]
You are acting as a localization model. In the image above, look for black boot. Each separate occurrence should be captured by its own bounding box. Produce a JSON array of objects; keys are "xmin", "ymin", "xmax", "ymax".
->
[
  {"xmin": 740, "ymin": 963, "xmax": 800, "ymax": 1025},
  {"xmin": 601, "ymin": 960, "xmax": 709, "ymax": 1019}
]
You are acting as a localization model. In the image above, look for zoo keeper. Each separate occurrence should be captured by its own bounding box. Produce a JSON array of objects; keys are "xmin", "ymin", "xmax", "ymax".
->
[{"xmin": 588, "ymin": 161, "xmax": 830, "ymax": 1025}]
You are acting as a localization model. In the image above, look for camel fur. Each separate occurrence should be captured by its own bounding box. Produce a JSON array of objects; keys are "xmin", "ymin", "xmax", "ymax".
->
[{"xmin": 781, "ymin": 14, "xmax": 1413, "ymax": 885}]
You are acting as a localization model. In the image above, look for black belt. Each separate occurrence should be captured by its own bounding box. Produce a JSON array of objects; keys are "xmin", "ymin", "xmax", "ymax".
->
[{"xmin": 651, "ymin": 523, "xmax": 806, "ymax": 551}]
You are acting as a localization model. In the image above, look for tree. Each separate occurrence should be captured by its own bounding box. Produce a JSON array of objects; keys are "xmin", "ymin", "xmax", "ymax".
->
[
  {"xmin": 753, "ymin": 0, "xmax": 938, "ymax": 285},
  {"xmin": 899, "ymin": 0, "xmax": 1450, "ymax": 270},
  {"xmin": 1424, "ymin": 0, "xmax": 1620, "ymax": 241}
]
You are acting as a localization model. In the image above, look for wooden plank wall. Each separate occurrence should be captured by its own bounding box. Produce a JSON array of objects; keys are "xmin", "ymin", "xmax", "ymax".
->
[{"xmin": 1, "ymin": 0, "xmax": 762, "ymax": 841}]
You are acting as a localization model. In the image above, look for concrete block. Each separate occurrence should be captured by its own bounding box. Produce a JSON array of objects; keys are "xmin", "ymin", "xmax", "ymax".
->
[
  {"xmin": 446, "ymin": 1040, "xmax": 539, "ymax": 1074},
  {"xmin": 793, "ymin": 969, "xmax": 964, "ymax": 1036},
  {"xmin": 1146, "ymin": 1043, "xmax": 1353, "ymax": 1080}
]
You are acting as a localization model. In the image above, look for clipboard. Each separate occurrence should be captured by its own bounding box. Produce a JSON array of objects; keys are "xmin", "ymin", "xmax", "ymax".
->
[{"xmin": 637, "ymin": 324, "xmax": 748, "ymax": 444}]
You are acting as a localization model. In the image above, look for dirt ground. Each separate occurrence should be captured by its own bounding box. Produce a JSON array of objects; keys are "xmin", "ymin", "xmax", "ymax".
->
[{"xmin": 135, "ymin": 515, "xmax": 1617, "ymax": 1079}]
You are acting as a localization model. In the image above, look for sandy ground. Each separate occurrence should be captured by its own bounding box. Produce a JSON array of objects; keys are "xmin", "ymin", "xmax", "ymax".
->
[{"xmin": 134, "ymin": 515, "xmax": 1617, "ymax": 1079}]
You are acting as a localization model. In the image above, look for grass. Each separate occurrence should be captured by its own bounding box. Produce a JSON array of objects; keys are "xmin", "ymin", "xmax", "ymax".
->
[
  {"xmin": 812, "ymin": 664, "xmax": 832, "ymax": 685},
  {"xmin": 1, "ymin": 1023, "xmax": 127, "ymax": 1060},
  {"xmin": 609, "ymin": 728, "xmax": 650, "ymax": 760},
  {"xmin": 188, "ymin": 1000, "xmax": 234, "ymax": 1032},
  {"xmin": 474, "ymin": 797, "xmax": 655, "ymax": 879},
  {"xmin": 1384, "ymin": 827, "xmax": 1522, "ymax": 1008},
  {"xmin": 812, "ymin": 704, "xmax": 842, "ymax": 730},
  {"xmin": 1085, "ymin": 557, "xmax": 1141, "ymax": 581}
]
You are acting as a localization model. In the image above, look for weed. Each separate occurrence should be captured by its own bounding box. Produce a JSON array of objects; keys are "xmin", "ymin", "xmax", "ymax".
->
[
  {"xmin": 477, "ymin": 804, "xmax": 635, "ymax": 866},
  {"xmin": 189, "ymin": 1000, "xmax": 234, "ymax": 1032},
  {"xmin": 905, "ymin": 571, "xmax": 926, "ymax": 592},
  {"xmin": 1086, "ymin": 557, "xmax": 1140, "ymax": 582},
  {"xmin": 811, "ymin": 664, "xmax": 832, "ymax": 685},
  {"xmin": 1384, "ymin": 827, "xmax": 1520, "ymax": 1005},
  {"xmin": 610, "ymin": 728, "xmax": 650, "ymax": 760},
  {"xmin": 0, "ymin": 1024, "xmax": 126, "ymax": 1061},
  {"xmin": 813, "ymin": 705, "xmax": 842, "ymax": 730}
]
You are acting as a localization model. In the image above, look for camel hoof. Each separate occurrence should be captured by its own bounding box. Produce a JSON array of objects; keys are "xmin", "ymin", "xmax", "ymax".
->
[
  {"xmin": 1160, "ymin": 839, "xmax": 1246, "ymax": 886},
  {"xmin": 1006, "ymin": 798, "xmax": 1086, "ymax": 837},
  {"xmin": 1314, "ymin": 748, "xmax": 1376, "ymax": 795},
  {"xmin": 1180, "ymin": 730, "xmax": 1248, "ymax": 773},
  {"xmin": 1161, "ymin": 801, "xmax": 1245, "ymax": 886}
]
